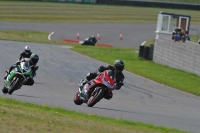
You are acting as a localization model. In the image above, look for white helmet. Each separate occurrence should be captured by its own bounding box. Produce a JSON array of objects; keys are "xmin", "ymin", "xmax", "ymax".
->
[{"xmin": 24, "ymin": 46, "xmax": 31, "ymax": 54}]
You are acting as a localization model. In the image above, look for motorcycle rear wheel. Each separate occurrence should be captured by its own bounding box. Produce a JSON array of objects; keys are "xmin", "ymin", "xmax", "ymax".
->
[
  {"xmin": 87, "ymin": 88, "xmax": 105, "ymax": 107},
  {"xmin": 74, "ymin": 91, "xmax": 83, "ymax": 105}
]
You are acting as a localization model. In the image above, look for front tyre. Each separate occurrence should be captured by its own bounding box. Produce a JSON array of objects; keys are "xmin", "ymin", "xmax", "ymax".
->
[
  {"xmin": 74, "ymin": 91, "xmax": 83, "ymax": 105},
  {"xmin": 8, "ymin": 78, "xmax": 21, "ymax": 95},
  {"xmin": 2, "ymin": 86, "xmax": 8, "ymax": 94},
  {"xmin": 87, "ymin": 88, "xmax": 105, "ymax": 107}
]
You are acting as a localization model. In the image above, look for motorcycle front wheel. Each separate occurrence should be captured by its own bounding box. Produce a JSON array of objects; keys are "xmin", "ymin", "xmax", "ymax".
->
[
  {"xmin": 2, "ymin": 86, "xmax": 8, "ymax": 94},
  {"xmin": 8, "ymin": 77, "xmax": 21, "ymax": 95}
]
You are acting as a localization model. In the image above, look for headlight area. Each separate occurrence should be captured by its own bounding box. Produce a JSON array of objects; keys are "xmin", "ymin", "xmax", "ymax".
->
[
  {"xmin": 15, "ymin": 68, "xmax": 18, "ymax": 71},
  {"xmin": 14, "ymin": 66, "xmax": 21, "ymax": 73}
]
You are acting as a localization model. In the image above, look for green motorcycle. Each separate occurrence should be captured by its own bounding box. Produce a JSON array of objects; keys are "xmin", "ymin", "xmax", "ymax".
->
[{"xmin": 2, "ymin": 61, "xmax": 32, "ymax": 95}]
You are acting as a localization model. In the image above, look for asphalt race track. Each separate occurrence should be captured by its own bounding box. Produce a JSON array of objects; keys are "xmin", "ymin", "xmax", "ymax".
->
[{"xmin": 0, "ymin": 40, "xmax": 200, "ymax": 133}]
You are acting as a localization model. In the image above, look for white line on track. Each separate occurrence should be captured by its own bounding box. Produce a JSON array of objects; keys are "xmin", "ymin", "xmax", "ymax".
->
[
  {"xmin": 141, "ymin": 41, "xmax": 146, "ymax": 46},
  {"xmin": 48, "ymin": 32, "xmax": 54, "ymax": 40}
]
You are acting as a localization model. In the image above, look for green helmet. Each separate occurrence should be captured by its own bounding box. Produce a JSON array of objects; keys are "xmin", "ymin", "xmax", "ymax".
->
[{"xmin": 29, "ymin": 54, "xmax": 39, "ymax": 65}]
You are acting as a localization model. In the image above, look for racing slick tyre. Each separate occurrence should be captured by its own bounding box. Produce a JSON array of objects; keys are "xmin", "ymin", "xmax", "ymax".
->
[
  {"xmin": 8, "ymin": 78, "xmax": 21, "ymax": 95},
  {"xmin": 2, "ymin": 86, "xmax": 8, "ymax": 94}
]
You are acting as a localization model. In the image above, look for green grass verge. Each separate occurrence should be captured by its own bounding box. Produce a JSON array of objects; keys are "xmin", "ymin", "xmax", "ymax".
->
[
  {"xmin": 1, "ymin": 30, "xmax": 200, "ymax": 97},
  {"xmin": 0, "ymin": 97, "xmax": 187, "ymax": 133},
  {"xmin": 0, "ymin": 1, "xmax": 200, "ymax": 23}
]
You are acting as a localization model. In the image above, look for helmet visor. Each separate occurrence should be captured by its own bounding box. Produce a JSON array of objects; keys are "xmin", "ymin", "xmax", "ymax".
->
[
  {"xmin": 116, "ymin": 66, "xmax": 124, "ymax": 72},
  {"xmin": 25, "ymin": 50, "xmax": 30, "ymax": 54}
]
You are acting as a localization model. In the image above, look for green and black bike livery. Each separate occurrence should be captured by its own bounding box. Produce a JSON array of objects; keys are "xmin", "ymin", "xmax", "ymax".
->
[{"xmin": 2, "ymin": 61, "xmax": 32, "ymax": 94}]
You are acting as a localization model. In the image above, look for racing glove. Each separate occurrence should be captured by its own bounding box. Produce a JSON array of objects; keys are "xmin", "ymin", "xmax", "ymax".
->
[
  {"xmin": 106, "ymin": 65, "xmax": 114, "ymax": 70},
  {"xmin": 98, "ymin": 66, "xmax": 106, "ymax": 72}
]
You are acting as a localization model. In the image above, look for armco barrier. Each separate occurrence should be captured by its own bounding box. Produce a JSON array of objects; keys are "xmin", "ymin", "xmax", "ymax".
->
[{"xmin": 96, "ymin": 0, "xmax": 200, "ymax": 10}]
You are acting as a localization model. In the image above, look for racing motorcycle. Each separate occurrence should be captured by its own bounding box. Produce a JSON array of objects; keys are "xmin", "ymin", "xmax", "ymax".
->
[
  {"xmin": 74, "ymin": 70, "xmax": 117, "ymax": 107},
  {"xmin": 79, "ymin": 37, "xmax": 97, "ymax": 46},
  {"xmin": 2, "ymin": 60, "xmax": 33, "ymax": 95}
]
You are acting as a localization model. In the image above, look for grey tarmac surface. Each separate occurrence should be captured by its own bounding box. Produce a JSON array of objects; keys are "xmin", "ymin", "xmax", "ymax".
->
[
  {"xmin": 0, "ymin": 22, "xmax": 196, "ymax": 48},
  {"xmin": 1, "ymin": 40, "xmax": 200, "ymax": 133}
]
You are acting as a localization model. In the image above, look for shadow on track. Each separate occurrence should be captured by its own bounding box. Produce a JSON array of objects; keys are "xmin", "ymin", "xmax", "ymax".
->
[
  {"xmin": 12, "ymin": 94, "xmax": 65, "ymax": 102},
  {"xmin": 88, "ymin": 106, "xmax": 143, "ymax": 115}
]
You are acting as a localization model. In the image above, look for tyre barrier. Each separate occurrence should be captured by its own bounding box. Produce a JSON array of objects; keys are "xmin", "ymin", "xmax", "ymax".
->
[{"xmin": 138, "ymin": 44, "xmax": 154, "ymax": 60}]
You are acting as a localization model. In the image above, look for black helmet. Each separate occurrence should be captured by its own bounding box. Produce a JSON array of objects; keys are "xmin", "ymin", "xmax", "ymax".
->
[
  {"xmin": 24, "ymin": 46, "xmax": 31, "ymax": 54},
  {"xmin": 114, "ymin": 59, "xmax": 124, "ymax": 72},
  {"xmin": 29, "ymin": 54, "xmax": 39, "ymax": 65}
]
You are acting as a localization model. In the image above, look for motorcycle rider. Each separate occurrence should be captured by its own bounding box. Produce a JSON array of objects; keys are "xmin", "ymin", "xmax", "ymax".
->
[
  {"xmin": 83, "ymin": 35, "xmax": 97, "ymax": 46},
  {"xmin": 79, "ymin": 59, "xmax": 125, "ymax": 100},
  {"xmin": 89, "ymin": 35, "xmax": 97, "ymax": 45},
  {"xmin": 4, "ymin": 46, "xmax": 32, "ymax": 80},
  {"xmin": 4, "ymin": 54, "xmax": 39, "ymax": 86},
  {"xmin": 19, "ymin": 46, "xmax": 32, "ymax": 61}
]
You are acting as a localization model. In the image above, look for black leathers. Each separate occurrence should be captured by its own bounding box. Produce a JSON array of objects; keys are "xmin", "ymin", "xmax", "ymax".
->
[
  {"xmin": 19, "ymin": 51, "xmax": 32, "ymax": 61},
  {"xmin": 86, "ymin": 65, "xmax": 124, "ymax": 90}
]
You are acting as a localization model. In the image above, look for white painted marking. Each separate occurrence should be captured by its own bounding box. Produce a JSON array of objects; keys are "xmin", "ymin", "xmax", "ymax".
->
[
  {"xmin": 48, "ymin": 32, "xmax": 54, "ymax": 40},
  {"xmin": 60, "ymin": 46, "xmax": 72, "ymax": 49},
  {"xmin": 141, "ymin": 41, "xmax": 146, "ymax": 46}
]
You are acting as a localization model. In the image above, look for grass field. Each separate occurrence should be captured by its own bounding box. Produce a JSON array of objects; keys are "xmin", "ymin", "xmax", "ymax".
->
[
  {"xmin": 0, "ymin": 1, "xmax": 200, "ymax": 23},
  {"xmin": 0, "ymin": 97, "xmax": 187, "ymax": 133}
]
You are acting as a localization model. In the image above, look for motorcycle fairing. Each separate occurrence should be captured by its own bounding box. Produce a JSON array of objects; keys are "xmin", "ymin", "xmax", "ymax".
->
[
  {"xmin": 94, "ymin": 70, "xmax": 116, "ymax": 90},
  {"xmin": 20, "ymin": 62, "xmax": 32, "ymax": 75},
  {"xmin": 81, "ymin": 84, "xmax": 90, "ymax": 100},
  {"xmin": 5, "ymin": 62, "xmax": 32, "ymax": 88}
]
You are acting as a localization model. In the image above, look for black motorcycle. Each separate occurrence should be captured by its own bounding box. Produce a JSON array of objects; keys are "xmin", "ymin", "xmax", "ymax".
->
[{"xmin": 79, "ymin": 36, "xmax": 97, "ymax": 46}]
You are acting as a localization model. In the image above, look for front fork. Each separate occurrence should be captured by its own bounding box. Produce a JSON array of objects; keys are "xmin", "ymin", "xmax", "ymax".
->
[
  {"xmin": 80, "ymin": 84, "xmax": 91, "ymax": 101},
  {"xmin": 5, "ymin": 72, "xmax": 16, "ymax": 88}
]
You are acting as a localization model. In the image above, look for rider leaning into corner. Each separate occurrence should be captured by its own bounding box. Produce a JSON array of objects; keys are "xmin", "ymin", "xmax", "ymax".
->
[
  {"xmin": 89, "ymin": 35, "xmax": 97, "ymax": 45},
  {"xmin": 4, "ymin": 54, "xmax": 39, "ymax": 86},
  {"xmin": 4, "ymin": 45, "xmax": 32, "ymax": 78},
  {"xmin": 4, "ymin": 46, "xmax": 33, "ymax": 80},
  {"xmin": 79, "ymin": 59, "xmax": 125, "ymax": 100},
  {"xmin": 82, "ymin": 35, "xmax": 97, "ymax": 46}
]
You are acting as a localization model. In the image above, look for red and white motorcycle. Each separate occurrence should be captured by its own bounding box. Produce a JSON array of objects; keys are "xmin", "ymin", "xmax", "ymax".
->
[{"xmin": 74, "ymin": 70, "xmax": 116, "ymax": 107}]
